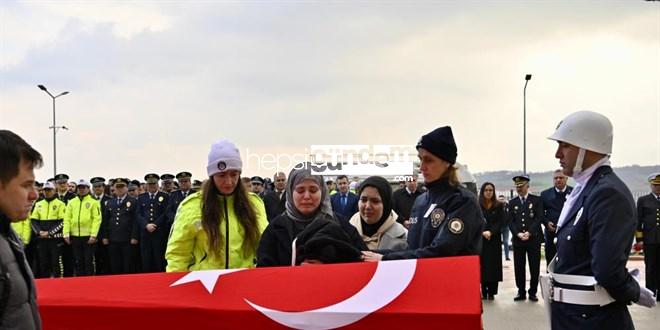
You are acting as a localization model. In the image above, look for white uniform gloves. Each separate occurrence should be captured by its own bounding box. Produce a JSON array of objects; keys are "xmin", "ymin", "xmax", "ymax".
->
[{"xmin": 630, "ymin": 268, "xmax": 657, "ymax": 308}]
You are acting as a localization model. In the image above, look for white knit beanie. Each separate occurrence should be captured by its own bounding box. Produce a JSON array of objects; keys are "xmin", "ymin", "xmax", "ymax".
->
[{"xmin": 206, "ymin": 140, "xmax": 242, "ymax": 177}]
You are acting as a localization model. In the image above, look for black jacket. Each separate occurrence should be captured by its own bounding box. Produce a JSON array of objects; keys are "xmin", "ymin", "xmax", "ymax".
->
[
  {"xmin": 507, "ymin": 194, "xmax": 544, "ymax": 247},
  {"xmin": 262, "ymin": 190, "xmax": 286, "ymax": 222},
  {"xmin": 636, "ymin": 193, "xmax": 660, "ymax": 244},
  {"xmin": 383, "ymin": 179, "xmax": 483, "ymax": 260},
  {"xmin": 551, "ymin": 166, "xmax": 639, "ymax": 330},
  {"xmin": 137, "ymin": 191, "xmax": 169, "ymax": 237},
  {"xmin": 541, "ymin": 186, "xmax": 573, "ymax": 241},
  {"xmin": 481, "ymin": 203, "xmax": 505, "ymax": 282},
  {"xmin": 256, "ymin": 213, "xmax": 367, "ymax": 267},
  {"xmin": 165, "ymin": 189, "xmax": 195, "ymax": 227},
  {"xmin": 391, "ymin": 188, "xmax": 423, "ymax": 224}
]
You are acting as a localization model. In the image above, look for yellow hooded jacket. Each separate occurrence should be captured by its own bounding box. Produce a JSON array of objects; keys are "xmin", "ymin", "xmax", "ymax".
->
[{"xmin": 166, "ymin": 191, "xmax": 268, "ymax": 272}]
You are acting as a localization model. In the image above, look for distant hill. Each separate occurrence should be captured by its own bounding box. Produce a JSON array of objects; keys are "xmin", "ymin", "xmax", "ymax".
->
[{"xmin": 474, "ymin": 165, "xmax": 660, "ymax": 200}]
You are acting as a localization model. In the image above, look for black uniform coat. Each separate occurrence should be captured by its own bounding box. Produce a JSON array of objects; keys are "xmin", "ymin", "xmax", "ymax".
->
[
  {"xmin": 137, "ymin": 191, "xmax": 169, "ymax": 237},
  {"xmin": 165, "ymin": 189, "xmax": 195, "ymax": 229},
  {"xmin": 508, "ymin": 194, "xmax": 544, "ymax": 247},
  {"xmin": 551, "ymin": 166, "xmax": 639, "ymax": 330},
  {"xmin": 637, "ymin": 193, "xmax": 660, "ymax": 245},
  {"xmin": 102, "ymin": 196, "xmax": 140, "ymax": 243},
  {"xmin": 383, "ymin": 178, "xmax": 484, "ymax": 260},
  {"xmin": 481, "ymin": 203, "xmax": 505, "ymax": 282}
]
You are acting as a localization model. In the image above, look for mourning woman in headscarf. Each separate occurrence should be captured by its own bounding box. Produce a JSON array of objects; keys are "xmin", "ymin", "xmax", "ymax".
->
[
  {"xmin": 256, "ymin": 163, "xmax": 367, "ymax": 266},
  {"xmin": 349, "ymin": 176, "xmax": 408, "ymax": 251}
]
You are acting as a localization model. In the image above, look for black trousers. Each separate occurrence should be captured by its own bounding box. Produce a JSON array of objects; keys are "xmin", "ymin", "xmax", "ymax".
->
[
  {"xmin": 481, "ymin": 281, "xmax": 499, "ymax": 296},
  {"xmin": 37, "ymin": 238, "xmax": 62, "ymax": 278},
  {"xmin": 513, "ymin": 243, "xmax": 541, "ymax": 296},
  {"xmin": 141, "ymin": 231, "xmax": 165, "ymax": 273},
  {"xmin": 71, "ymin": 236, "xmax": 96, "ymax": 276},
  {"xmin": 644, "ymin": 243, "xmax": 660, "ymax": 296},
  {"xmin": 94, "ymin": 243, "xmax": 110, "ymax": 275},
  {"xmin": 61, "ymin": 242, "xmax": 74, "ymax": 277},
  {"xmin": 109, "ymin": 242, "xmax": 131, "ymax": 274},
  {"xmin": 131, "ymin": 243, "xmax": 141, "ymax": 273}
]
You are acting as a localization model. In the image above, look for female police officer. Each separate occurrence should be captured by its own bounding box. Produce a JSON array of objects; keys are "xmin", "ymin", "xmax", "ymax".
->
[{"xmin": 363, "ymin": 126, "xmax": 483, "ymax": 261}]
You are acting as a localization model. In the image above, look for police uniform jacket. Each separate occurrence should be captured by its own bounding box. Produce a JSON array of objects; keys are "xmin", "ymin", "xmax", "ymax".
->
[
  {"xmin": 137, "ymin": 191, "xmax": 169, "ymax": 235},
  {"xmin": 508, "ymin": 194, "xmax": 544, "ymax": 247},
  {"xmin": 552, "ymin": 166, "xmax": 639, "ymax": 330},
  {"xmin": 382, "ymin": 178, "xmax": 484, "ymax": 260},
  {"xmin": 103, "ymin": 196, "xmax": 140, "ymax": 243},
  {"xmin": 636, "ymin": 193, "xmax": 660, "ymax": 245},
  {"xmin": 166, "ymin": 189, "xmax": 195, "ymax": 227},
  {"xmin": 30, "ymin": 197, "xmax": 67, "ymax": 239}
]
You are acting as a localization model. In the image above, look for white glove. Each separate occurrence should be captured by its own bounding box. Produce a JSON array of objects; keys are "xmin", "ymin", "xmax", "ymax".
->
[{"xmin": 630, "ymin": 268, "xmax": 657, "ymax": 308}]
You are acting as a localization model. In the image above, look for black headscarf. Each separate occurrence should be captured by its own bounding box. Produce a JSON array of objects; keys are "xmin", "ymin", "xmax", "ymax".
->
[{"xmin": 357, "ymin": 176, "xmax": 393, "ymax": 237}]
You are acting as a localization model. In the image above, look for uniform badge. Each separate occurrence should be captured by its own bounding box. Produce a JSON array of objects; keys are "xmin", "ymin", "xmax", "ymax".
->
[
  {"xmin": 126, "ymin": 201, "xmax": 131, "ymax": 208},
  {"xmin": 430, "ymin": 208, "xmax": 446, "ymax": 228},
  {"xmin": 448, "ymin": 218, "xmax": 464, "ymax": 234},
  {"xmin": 217, "ymin": 161, "xmax": 227, "ymax": 171},
  {"xmin": 514, "ymin": 206, "xmax": 519, "ymax": 210},
  {"xmin": 85, "ymin": 202, "xmax": 90, "ymax": 209},
  {"xmin": 52, "ymin": 205, "xmax": 57, "ymax": 211},
  {"xmin": 104, "ymin": 201, "xmax": 109, "ymax": 206},
  {"xmin": 528, "ymin": 203, "xmax": 533, "ymax": 209},
  {"xmin": 158, "ymin": 196, "xmax": 164, "ymax": 202}
]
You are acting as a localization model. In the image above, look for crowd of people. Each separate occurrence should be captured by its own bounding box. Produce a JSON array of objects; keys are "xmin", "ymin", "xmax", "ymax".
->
[{"xmin": 1, "ymin": 110, "xmax": 658, "ymax": 330}]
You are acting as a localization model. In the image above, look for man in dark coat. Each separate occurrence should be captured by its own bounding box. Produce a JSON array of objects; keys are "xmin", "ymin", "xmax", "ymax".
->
[
  {"xmin": 137, "ymin": 173, "xmax": 169, "ymax": 273},
  {"xmin": 262, "ymin": 172, "xmax": 287, "ymax": 222},
  {"xmin": 636, "ymin": 172, "xmax": 660, "ymax": 301},
  {"xmin": 0, "ymin": 130, "xmax": 42, "ymax": 329},
  {"xmin": 540, "ymin": 169, "xmax": 573, "ymax": 266},
  {"xmin": 508, "ymin": 174, "xmax": 544, "ymax": 302},
  {"xmin": 102, "ymin": 178, "xmax": 140, "ymax": 274},
  {"xmin": 546, "ymin": 111, "xmax": 655, "ymax": 330},
  {"xmin": 391, "ymin": 173, "xmax": 423, "ymax": 228}
]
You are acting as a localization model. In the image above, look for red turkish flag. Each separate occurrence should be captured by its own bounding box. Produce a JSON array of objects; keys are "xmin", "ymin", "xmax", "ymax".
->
[{"xmin": 37, "ymin": 256, "xmax": 482, "ymax": 329}]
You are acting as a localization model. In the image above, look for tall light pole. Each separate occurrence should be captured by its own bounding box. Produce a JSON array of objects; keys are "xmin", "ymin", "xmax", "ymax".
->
[
  {"xmin": 37, "ymin": 85, "xmax": 69, "ymax": 177},
  {"xmin": 523, "ymin": 74, "xmax": 532, "ymax": 175}
]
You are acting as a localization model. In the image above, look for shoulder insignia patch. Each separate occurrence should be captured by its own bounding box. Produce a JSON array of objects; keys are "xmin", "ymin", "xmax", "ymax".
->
[{"xmin": 448, "ymin": 218, "xmax": 464, "ymax": 234}]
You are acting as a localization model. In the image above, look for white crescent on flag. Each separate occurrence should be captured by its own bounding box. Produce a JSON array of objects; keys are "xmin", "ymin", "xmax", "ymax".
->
[{"xmin": 245, "ymin": 259, "xmax": 417, "ymax": 330}]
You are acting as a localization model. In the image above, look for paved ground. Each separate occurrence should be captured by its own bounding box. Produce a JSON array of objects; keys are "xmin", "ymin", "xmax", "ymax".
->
[{"xmin": 482, "ymin": 257, "xmax": 659, "ymax": 329}]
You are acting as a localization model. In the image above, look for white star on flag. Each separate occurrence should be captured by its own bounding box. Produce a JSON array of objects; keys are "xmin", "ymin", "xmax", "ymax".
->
[{"xmin": 170, "ymin": 269, "xmax": 246, "ymax": 294}]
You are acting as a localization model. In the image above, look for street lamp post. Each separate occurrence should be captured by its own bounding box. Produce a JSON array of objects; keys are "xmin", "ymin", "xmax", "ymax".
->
[
  {"xmin": 37, "ymin": 85, "xmax": 69, "ymax": 177},
  {"xmin": 523, "ymin": 74, "xmax": 532, "ymax": 175}
]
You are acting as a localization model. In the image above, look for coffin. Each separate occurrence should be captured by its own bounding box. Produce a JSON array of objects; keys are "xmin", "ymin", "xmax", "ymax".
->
[{"xmin": 37, "ymin": 256, "xmax": 482, "ymax": 329}]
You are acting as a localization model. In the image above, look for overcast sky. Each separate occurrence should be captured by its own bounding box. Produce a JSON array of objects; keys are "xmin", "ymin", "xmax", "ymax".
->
[{"xmin": 1, "ymin": 1, "xmax": 658, "ymax": 182}]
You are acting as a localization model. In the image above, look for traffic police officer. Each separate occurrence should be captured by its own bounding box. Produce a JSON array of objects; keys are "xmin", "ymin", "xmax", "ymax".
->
[
  {"xmin": 137, "ymin": 173, "xmax": 169, "ymax": 272},
  {"xmin": 63, "ymin": 179, "xmax": 101, "ymax": 276},
  {"xmin": 53, "ymin": 173, "xmax": 75, "ymax": 276},
  {"xmin": 636, "ymin": 172, "xmax": 660, "ymax": 301},
  {"xmin": 30, "ymin": 181, "xmax": 66, "ymax": 278},
  {"xmin": 544, "ymin": 111, "xmax": 655, "ymax": 330},
  {"xmin": 508, "ymin": 175, "xmax": 544, "ymax": 301},
  {"xmin": 362, "ymin": 126, "xmax": 483, "ymax": 262},
  {"xmin": 102, "ymin": 178, "xmax": 140, "ymax": 274}
]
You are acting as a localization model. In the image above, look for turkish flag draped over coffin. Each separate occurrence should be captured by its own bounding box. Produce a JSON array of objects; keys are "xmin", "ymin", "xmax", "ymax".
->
[{"xmin": 37, "ymin": 256, "xmax": 482, "ymax": 329}]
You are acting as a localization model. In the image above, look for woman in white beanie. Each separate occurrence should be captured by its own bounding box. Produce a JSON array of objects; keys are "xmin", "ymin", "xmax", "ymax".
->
[{"xmin": 165, "ymin": 140, "xmax": 268, "ymax": 271}]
